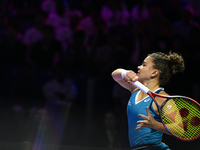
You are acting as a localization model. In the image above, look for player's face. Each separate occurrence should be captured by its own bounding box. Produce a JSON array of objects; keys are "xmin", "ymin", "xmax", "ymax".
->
[{"xmin": 137, "ymin": 56, "xmax": 156, "ymax": 83}]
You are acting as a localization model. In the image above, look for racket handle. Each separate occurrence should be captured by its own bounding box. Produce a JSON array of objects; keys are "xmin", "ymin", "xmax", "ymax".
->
[
  {"xmin": 121, "ymin": 70, "xmax": 150, "ymax": 94},
  {"xmin": 132, "ymin": 81, "xmax": 150, "ymax": 94}
]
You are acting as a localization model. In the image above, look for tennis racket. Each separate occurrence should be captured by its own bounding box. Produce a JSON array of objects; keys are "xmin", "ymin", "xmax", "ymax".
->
[{"xmin": 126, "ymin": 79, "xmax": 200, "ymax": 141}]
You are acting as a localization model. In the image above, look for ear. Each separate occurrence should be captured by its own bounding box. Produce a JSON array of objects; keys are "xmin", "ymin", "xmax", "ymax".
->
[{"xmin": 151, "ymin": 69, "xmax": 159, "ymax": 78}]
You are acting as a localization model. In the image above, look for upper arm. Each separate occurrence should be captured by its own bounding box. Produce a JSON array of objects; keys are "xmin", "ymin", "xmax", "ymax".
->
[
  {"xmin": 155, "ymin": 91, "xmax": 169, "ymax": 106},
  {"xmin": 152, "ymin": 91, "xmax": 169, "ymax": 114}
]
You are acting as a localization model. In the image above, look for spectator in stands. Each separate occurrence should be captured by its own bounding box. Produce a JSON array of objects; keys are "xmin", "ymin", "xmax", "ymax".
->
[
  {"xmin": 78, "ymin": 5, "xmax": 105, "ymax": 51},
  {"xmin": 101, "ymin": 0, "xmax": 130, "ymax": 29},
  {"xmin": 55, "ymin": 9, "xmax": 82, "ymax": 52},
  {"xmin": 45, "ymin": 1, "xmax": 70, "ymax": 29},
  {"xmin": 45, "ymin": 0, "xmax": 82, "ymax": 52},
  {"xmin": 41, "ymin": 0, "xmax": 56, "ymax": 14},
  {"xmin": 43, "ymin": 63, "xmax": 77, "ymax": 106},
  {"xmin": 22, "ymin": 10, "xmax": 48, "ymax": 47}
]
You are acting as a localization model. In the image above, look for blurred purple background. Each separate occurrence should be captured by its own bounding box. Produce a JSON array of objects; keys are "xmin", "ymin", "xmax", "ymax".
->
[{"xmin": 0, "ymin": 0, "xmax": 199, "ymax": 149}]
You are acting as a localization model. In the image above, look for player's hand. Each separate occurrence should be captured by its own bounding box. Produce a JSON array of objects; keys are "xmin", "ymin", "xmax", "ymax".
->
[
  {"xmin": 136, "ymin": 107, "xmax": 157, "ymax": 130},
  {"xmin": 123, "ymin": 70, "xmax": 138, "ymax": 84}
]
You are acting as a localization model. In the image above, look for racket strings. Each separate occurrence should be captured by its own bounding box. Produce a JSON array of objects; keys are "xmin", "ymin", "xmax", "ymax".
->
[{"xmin": 161, "ymin": 98, "xmax": 200, "ymax": 140}]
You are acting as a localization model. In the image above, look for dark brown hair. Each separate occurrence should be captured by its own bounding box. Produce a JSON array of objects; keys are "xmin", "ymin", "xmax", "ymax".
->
[{"xmin": 148, "ymin": 51, "xmax": 185, "ymax": 85}]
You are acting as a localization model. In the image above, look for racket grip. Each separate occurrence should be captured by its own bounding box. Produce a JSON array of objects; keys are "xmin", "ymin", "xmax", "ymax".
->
[
  {"xmin": 121, "ymin": 70, "xmax": 150, "ymax": 94},
  {"xmin": 132, "ymin": 81, "xmax": 150, "ymax": 94}
]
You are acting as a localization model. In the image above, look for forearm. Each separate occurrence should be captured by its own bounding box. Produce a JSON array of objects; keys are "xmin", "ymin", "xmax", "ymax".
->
[
  {"xmin": 111, "ymin": 68, "xmax": 137, "ymax": 92},
  {"xmin": 111, "ymin": 68, "xmax": 125, "ymax": 81},
  {"xmin": 153, "ymin": 121, "xmax": 171, "ymax": 135}
]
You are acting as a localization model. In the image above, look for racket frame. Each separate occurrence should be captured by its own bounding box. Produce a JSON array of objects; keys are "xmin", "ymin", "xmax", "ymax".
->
[
  {"xmin": 121, "ymin": 72, "xmax": 200, "ymax": 141},
  {"xmin": 133, "ymin": 81, "xmax": 200, "ymax": 141}
]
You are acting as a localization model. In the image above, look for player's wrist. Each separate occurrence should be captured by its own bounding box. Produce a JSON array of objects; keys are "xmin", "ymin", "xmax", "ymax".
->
[{"xmin": 121, "ymin": 70, "xmax": 128, "ymax": 79}]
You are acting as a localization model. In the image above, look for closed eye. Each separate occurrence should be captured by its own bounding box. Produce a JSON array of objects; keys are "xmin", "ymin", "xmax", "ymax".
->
[{"xmin": 142, "ymin": 62, "xmax": 147, "ymax": 66}]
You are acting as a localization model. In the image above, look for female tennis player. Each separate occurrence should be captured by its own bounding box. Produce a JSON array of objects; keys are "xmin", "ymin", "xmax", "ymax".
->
[{"xmin": 111, "ymin": 51, "xmax": 185, "ymax": 150}]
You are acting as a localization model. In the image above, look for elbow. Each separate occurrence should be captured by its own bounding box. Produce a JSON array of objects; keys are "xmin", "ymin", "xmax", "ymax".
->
[
  {"xmin": 111, "ymin": 68, "xmax": 122, "ymax": 81},
  {"xmin": 111, "ymin": 70, "xmax": 116, "ymax": 78}
]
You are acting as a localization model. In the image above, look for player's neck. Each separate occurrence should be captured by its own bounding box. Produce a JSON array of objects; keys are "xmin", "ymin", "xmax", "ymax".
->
[
  {"xmin": 139, "ymin": 80, "xmax": 159, "ymax": 99},
  {"xmin": 145, "ymin": 80, "xmax": 160, "ymax": 92}
]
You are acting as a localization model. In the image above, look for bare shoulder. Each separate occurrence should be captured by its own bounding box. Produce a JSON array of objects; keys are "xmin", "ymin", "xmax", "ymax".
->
[
  {"xmin": 155, "ymin": 90, "xmax": 169, "ymax": 106},
  {"xmin": 158, "ymin": 90, "xmax": 169, "ymax": 96}
]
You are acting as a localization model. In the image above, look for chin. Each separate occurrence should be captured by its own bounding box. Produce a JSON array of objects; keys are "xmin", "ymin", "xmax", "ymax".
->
[
  {"xmin": 137, "ymin": 78, "xmax": 144, "ymax": 84},
  {"xmin": 137, "ymin": 78, "xmax": 142, "ymax": 83}
]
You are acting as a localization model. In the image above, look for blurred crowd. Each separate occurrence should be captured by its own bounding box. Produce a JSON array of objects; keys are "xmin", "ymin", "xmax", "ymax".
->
[{"xmin": 0, "ymin": 0, "xmax": 200, "ymax": 149}]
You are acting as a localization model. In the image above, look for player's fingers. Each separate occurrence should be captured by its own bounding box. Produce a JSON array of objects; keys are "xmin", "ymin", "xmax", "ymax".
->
[
  {"xmin": 136, "ymin": 126, "xmax": 140, "ymax": 130},
  {"xmin": 138, "ymin": 114, "xmax": 148, "ymax": 120},
  {"xmin": 132, "ymin": 76, "xmax": 139, "ymax": 82},
  {"xmin": 124, "ymin": 78, "xmax": 132, "ymax": 84},
  {"xmin": 137, "ymin": 120, "xmax": 146, "ymax": 124},
  {"xmin": 136, "ymin": 120, "xmax": 149, "ymax": 129},
  {"xmin": 146, "ymin": 107, "xmax": 152, "ymax": 117},
  {"xmin": 136, "ymin": 123, "xmax": 143, "ymax": 130},
  {"xmin": 128, "ymin": 71, "xmax": 138, "ymax": 82}
]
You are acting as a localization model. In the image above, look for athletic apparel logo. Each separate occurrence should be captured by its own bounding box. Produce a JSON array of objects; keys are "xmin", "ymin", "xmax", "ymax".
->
[
  {"xmin": 144, "ymin": 98, "xmax": 151, "ymax": 102},
  {"xmin": 128, "ymin": 101, "xmax": 131, "ymax": 106},
  {"xmin": 167, "ymin": 105, "xmax": 171, "ymax": 109}
]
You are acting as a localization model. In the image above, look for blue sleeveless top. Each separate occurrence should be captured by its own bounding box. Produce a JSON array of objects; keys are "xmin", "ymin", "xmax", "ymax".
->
[{"xmin": 127, "ymin": 88, "xmax": 164, "ymax": 148}]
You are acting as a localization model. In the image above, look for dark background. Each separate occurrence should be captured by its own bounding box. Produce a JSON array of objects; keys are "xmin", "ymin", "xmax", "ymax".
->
[{"xmin": 0, "ymin": 0, "xmax": 199, "ymax": 149}]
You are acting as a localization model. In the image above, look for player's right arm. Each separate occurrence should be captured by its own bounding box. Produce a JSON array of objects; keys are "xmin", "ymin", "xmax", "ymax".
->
[{"xmin": 111, "ymin": 68, "xmax": 138, "ymax": 93}]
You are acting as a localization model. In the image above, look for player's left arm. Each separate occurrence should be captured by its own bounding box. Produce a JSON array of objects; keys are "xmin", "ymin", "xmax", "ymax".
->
[{"xmin": 136, "ymin": 107, "xmax": 172, "ymax": 135}]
